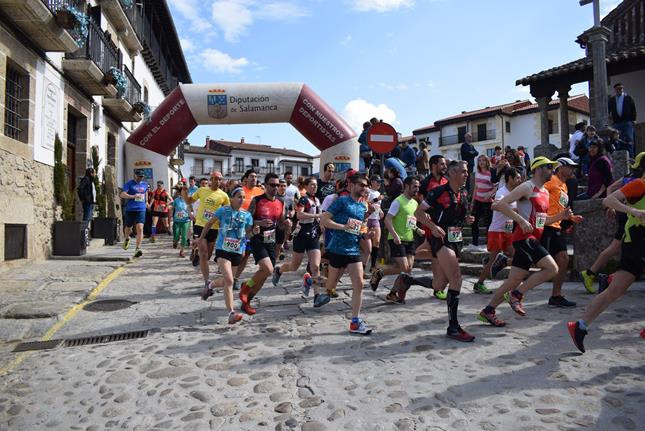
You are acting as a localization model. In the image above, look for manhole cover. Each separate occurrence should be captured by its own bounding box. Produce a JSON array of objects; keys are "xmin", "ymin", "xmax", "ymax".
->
[{"xmin": 83, "ymin": 299, "xmax": 137, "ymax": 312}]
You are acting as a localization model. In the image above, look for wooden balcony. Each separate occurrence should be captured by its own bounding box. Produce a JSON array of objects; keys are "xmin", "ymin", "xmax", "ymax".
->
[
  {"xmin": 97, "ymin": 0, "xmax": 142, "ymax": 53},
  {"xmin": 0, "ymin": 0, "xmax": 84, "ymax": 52}
]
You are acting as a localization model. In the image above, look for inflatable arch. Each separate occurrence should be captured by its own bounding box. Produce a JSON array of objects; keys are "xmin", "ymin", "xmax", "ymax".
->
[{"xmin": 127, "ymin": 83, "xmax": 359, "ymax": 174}]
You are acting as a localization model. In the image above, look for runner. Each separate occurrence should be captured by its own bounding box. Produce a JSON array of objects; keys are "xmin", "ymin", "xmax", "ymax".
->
[
  {"xmin": 465, "ymin": 155, "xmax": 495, "ymax": 252},
  {"xmin": 275, "ymin": 178, "xmax": 288, "ymax": 261},
  {"xmin": 197, "ymin": 186, "xmax": 258, "ymax": 324},
  {"xmin": 540, "ymin": 157, "xmax": 584, "ymax": 307},
  {"xmin": 149, "ymin": 181, "xmax": 173, "ymax": 242},
  {"xmin": 473, "ymin": 167, "xmax": 522, "ymax": 294},
  {"xmin": 239, "ymin": 173, "xmax": 292, "ymax": 315},
  {"xmin": 478, "ymin": 157, "xmax": 570, "ymax": 327},
  {"xmin": 272, "ymin": 178, "xmax": 330, "ymax": 307},
  {"xmin": 414, "ymin": 161, "xmax": 475, "ymax": 341},
  {"xmin": 170, "ymin": 182, "xmax": 190, "ymax": 258},
  {"xmin": 568, "ymin": 152, "xmax": 645, "ymax": 352},
  {"xmin": 316, "ymin": 163, "xmax": 337, "ymax": 202},
  {"xmin": 366, "ymin": 175, "xmax": 383, "ymax": 274},
  {"xmin": 321, "ymin": 173, "xmax": 374, "ymax": 335},
  {"xmin": 181, "ymin": 171, "xmax": 230, "ymax": 291},
  {"xmin": 120, "ymin": 170, "xmax": 149, "ymax": 258}
]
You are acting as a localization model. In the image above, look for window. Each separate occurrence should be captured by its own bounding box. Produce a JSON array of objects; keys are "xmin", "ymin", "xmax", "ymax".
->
[
  {"xmin": 505, "ymin": 121, "xmax": 511, "ymax": 133},
  {"xmin": 457, "ymin": 126, "xmax": 467, "ymax": 143},
  {"xmin": 4, "ymin": 62, "xmax": 29, "ymax": 143},
  {"xmin": 4, "ymin": 224, "xmax": 26, "ymax": 260},
  {"xmin": 548, "ymin": 119, "xmax": 554, "ymax": 134},
  {"xmin": 301, "ymin": 166, "xmax": 309, "ymax": 176},
  {"xmin": 194, "ymin": 159, "xmax": 204, "ymax": 175},
  {"xmin": 286, "ymin": 165, "xmax": 294, "ymax": 174},
  {"xmin": 267, "ymin": 160, "xmax": 274, "ymax": 173},
  {"xmin": 235, "ymin": 157, "xmax": 244, "ymax": 172},
  {"xmin": 486, "ymin": 148, "xmax": 495, "ymax": 158},
  {"xmin": 251, "ymin": 159, "xmax": 259, "ymax": 168},
  {"xmin": 477, "ymin": 124, "xmax": 487, "ymax": 141}
]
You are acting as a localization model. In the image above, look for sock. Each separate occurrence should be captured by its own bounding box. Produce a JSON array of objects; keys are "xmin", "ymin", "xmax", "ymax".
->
[
  {"xmin": 483, "ymin": 305, "xmax": 495, "ymax": 314},
  {"xmin": 586, "ymin": 270, "xmax": 596, "ymax": 276},
  {"xmin": 276, "ymin": 267, "xmax": 281, "ymax": 275},
  {"xmin": 351, "ymin": 317, "xmax": 359, "ymax": 324},
  {"xmin": 151, "ymin": 226, "xmax": 157, "ymax": 236},
  {"xmin": 578, "ymin": 319, "xmax": 588, "ymax": 331},
  {"xmin": 447, "ymin": 290, "xmax": 460, "ymax": 329},
  {"xmin": 370, "ymin": 247, "xmax": 378, "ymax": 268},
  {"xmin": 246, "ymin": 278, "xmax": 255, "ymax": 288},
  {"xmin": 511, "ymin": 289, "xmax": 523, "ymax": 299}
]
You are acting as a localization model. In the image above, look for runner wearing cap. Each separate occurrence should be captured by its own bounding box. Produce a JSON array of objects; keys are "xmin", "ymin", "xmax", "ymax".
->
[
  {"xmin": 182, "ymin": 171, "xmax": 230, "ymax": 293},
  {"xmin": 414, "ymin": 160, "xmax": 475, "ymax": 342},
  {"xmin": 120, "ymin": 170, "xmax": 149, "ymax": 258},
  {"xmin": 149, "ymin": 180, "xmax": 173, "ymax": 242},
  {"xmin": 568, "ymin": 152, "xmax": 645, "ymax": 352},
  {"xmin": 540, "ymin": 157, "xmax": 584, "ymax": 308},
  {"xmin": 478, "ymin": 156, "xmax": 571, "ymax": 326}
]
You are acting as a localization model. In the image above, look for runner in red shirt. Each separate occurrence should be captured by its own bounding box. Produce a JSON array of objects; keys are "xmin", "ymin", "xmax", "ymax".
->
[{"xmin": 479, "ymin": 157, "xmax": 572, "ymax": 326}]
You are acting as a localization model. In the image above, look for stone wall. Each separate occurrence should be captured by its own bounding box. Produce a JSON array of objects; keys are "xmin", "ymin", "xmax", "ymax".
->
[
  {"xmin": 571, "ymin": 198, "xmax": 618, "ymax": 272},
  {"xmin": 0, "ymin": 148, "xmax": 57, "ymax": 265}
]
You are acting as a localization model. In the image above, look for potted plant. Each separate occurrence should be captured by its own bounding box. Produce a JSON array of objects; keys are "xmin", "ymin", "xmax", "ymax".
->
[
  {"xmin": 106, "ymin": 66, "xmax": 128, "ymax": 98},
  {"xmin": 55, "ymin": 4, "xmax": 89, "ymax": 48},
  {"xmin": 89, "ymin": 146, "xmax": 118, "ymax": 244},
  {"xmin": 53, "ymin": 134, "xmax": 88, "ymax": 256}
]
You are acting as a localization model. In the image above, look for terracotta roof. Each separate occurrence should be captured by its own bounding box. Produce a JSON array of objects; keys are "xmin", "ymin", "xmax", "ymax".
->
[
  {"xmin": 398, "ymin": 135, "xmax": 415, "ymax": 143},
  {"xmin": 512, "ymin": 94, "xmax": 590, "ymax": 115},
  {"xmin": 412, "ymin": 124, "xmax": 440, "ymax": 135},
  {"xmin": 207, "ymin": 140, "xmax": 313, "ymax": 159},
  {"xmin": 183, "ymin": 146, "xmax": 229, "ymax": 156},
  {"xmin": 516, "ymin": 44, "xmax": 645, "ymax": 86}
]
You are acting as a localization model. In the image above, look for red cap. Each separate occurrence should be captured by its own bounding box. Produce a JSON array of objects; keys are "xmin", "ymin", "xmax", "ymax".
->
[{"xmin": 345, "ymin": 169, "xmax": 358, "ymax": 179}]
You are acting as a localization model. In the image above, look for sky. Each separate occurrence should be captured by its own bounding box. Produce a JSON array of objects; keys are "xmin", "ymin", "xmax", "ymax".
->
[{"xmin": 167, "ymin": 0, "xmax": 622, "ymax": 156}]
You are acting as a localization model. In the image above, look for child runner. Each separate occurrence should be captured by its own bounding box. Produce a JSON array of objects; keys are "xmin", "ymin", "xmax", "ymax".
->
[{"xmin": 171, "ymin": 183, "xmax": 191, "ymax": 257}]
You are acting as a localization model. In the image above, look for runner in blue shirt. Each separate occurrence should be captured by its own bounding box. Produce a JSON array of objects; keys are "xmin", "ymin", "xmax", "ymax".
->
[
  {"xmin": 119, "ymin": 170, "xmax": 149, "ymax": 258},
  {"xmin": 170, "ymin": 184, "xmax": 191, "ymax": 258}
]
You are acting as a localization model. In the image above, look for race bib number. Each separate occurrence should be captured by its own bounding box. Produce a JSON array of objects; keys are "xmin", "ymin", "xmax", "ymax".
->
[
  {"xmin": 535, "ymin": 212, "xmax": 547, "ymax": 229},
  {"xmin": 346, "ymin": 218, "xmax": 362, "ymax": 236},
  {"xmin": 175, "ymin": 211, "xmax": 187, "ymax": 219},
  {"xmin": 153, "ymin": 205, "xmax": 165, "ymax": 212},
  {"xmin": 203, "ymin": 210, "xmax": 215, "ymax": 221},
  {"xmin": 559, "ymin": 193, "xmax": 569, "ymax": 208},
  {"xmin": 263, "ymin": 229, "xmax": 276, "ymax": 243},
  {"xmin": 504, "ymin": 219, "xmax": 514, "ymax": 234},
  {"xmin": 134, "ymin": 193, "xmax": 145, "ymax": 202},
  {"xmin": 406, "ymin": 215, "xmax": 417, "ymax": 229},
  {"xmin": 447, "ymin": 226, "xmax": 463, "ymax": 243},
  {"xmin": 222, "ymin": 237, "xmax": 242, "ymax": 253}
]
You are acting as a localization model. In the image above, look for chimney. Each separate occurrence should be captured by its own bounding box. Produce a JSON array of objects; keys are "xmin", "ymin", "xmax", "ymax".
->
[
  {"xmin": 240, "ymin": 137, "xmax": 245, "ymax": 144},
  {"xmin": 205, "ymin": 136, "xmax": 210, "ymax": 147}
]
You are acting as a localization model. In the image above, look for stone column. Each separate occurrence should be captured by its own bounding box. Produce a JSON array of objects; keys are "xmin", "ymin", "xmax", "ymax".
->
[
  {"xmin": 558, "ymin": 86, "xmax": 571, "ymax": 150},
  {"xmin": 533, "ymin": 95, "xmax": 559, "ymax": 159},
  {"xmin": 586, "ymin": 26, "xmax": 612, "ymax": 129}
]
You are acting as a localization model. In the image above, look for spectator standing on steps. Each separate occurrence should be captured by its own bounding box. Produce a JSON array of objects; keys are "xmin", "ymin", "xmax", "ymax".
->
[
  {"xmin": 78, "ymin": 168, "xmax": 96, "ymax": 222},
  {"xmin": 608, "ymin": 82, "xmax": 636, "ymax": 157},
  {"xmin": 460, "ymin": 132, "xmax": 478, "ymax": 191}
]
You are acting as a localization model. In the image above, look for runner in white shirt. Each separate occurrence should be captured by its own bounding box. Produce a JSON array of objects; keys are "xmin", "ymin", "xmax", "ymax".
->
[{"xmin": 366, "ymin": 175, "xmax": 383, "ymax": 274}]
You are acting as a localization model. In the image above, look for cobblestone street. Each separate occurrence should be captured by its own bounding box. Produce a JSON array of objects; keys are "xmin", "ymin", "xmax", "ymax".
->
[{"xmin": 0, "ymin": 237, "xmax": 643, "ymax": 431}]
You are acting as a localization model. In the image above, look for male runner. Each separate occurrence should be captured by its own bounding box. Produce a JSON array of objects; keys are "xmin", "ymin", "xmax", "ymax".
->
[
  {"xmin": 239, "ymin": 173, "xmax": 292, "ymax": 315},
  {"xmin": 316, "ymin": 163, "xmax": 337, "ymax": 202},
  {"xmin": 569, "ymin": 152, "xmax": 645, "ymax": 352},
  {"xmin": 414, "ymin": 160, "xmax": 475, "ymax": 342},
  {"xmin": 321, "ymin": 173, "xmax": 373, "ymax": 334},
  {"xmin": 478, "ymin": 157, "xmax": 569, "ymax": 327},
  {"xmin": 181, "ymin": 171, "xmax": 230, "ymax": 291},
  {"xmin": 120, "ymin": 169, "xmax": 149, "ymax": 258}
]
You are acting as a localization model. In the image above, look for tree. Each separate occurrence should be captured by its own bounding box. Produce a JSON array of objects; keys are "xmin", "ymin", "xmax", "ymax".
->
[{"xmin": 53, "ymin": 134, "xmax": 75, "ymax": 221}]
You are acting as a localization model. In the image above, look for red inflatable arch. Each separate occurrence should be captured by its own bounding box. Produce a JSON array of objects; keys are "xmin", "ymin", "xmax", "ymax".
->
[{"xmin": 127, "ymin": 83, "xmax": 359, "ymax": 173}]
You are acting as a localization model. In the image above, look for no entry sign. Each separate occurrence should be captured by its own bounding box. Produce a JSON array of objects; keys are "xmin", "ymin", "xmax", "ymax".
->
[{"xmin": 367, "ymin": 122, "xmax": 398, "ymax": 155}]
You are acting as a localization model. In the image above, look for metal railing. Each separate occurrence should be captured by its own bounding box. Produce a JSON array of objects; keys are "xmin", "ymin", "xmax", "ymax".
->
[
  {"xmin": 439, "ymin": 135, "xmax": 458, "ymax": 146},
  {"xmin": 440, "ymin": 130, "xmax": 497, "ymax": 146},
  {"xmin": 66, "ymin": 18, "xmax": 120, "ymax": 76},
  {"xmin": 474, "ymin": 129, "xmax": 496, "ymax": 142},
  {"xmin": 123, "ymin": 0, "xmax": 143, "ymax": 40},
  {"xmin": 42, "ymin": 0, "xmax": 86, "ymax": 13},
  {"xmin": 122, "ymin": 65, "xmax": 140, "ymax": 106}
]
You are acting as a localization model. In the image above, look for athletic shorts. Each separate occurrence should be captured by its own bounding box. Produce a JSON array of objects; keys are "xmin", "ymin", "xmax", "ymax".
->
[
  {"xmin": 215, "ymin": 249, "xmax": 242, "ymax": 267},
  {"xmin": 487, "ymin": 231, "xmax": 512, "ymax": 253},
  {"xmin": 367, "ymin": 219, "xmax": 380, "ymax": 229},
  {"xmin": 249, "ymin": 236, "xmax": 276, "ymax": 265},
  {"xmin": 124, "ymin": 211, "xmax": 145, "ymax": 227},
  {"xmin": 512, "ymin": 238, "xmax": 549, "ymax": 271},
  {"xmin": 388, "ymin": 240, "xmax": 416, "ymax": 258},
  {"xmin": 540, "ymin": 226, "xmax": 568, "ymax": 256},
  {"xmin": 618, "ymin": 242, "xmax": 645, "ymax": 278},
  {"xmin": 276, "ymin": 228, "xmax": 286, "ymax": 245},
  {"xmin": 327, "ymin": 252, "xmax": 361, "ymax": 269},
  {"xmin": 293, "ymin": 233, "xmax": 320, "ymax": 253},
  {"xmin": 193, "ymin": 225, "xmax": 218, "ymax": 243},
  {"xmin": 615, "ymin": 213, "xmax": 628, "ymax": 241},
  {"xmin": 151, "ymin": 211, "xmax": 168, "ymax": 218},
  {"xmin": 429, "ymin": 235, "xmax": 462, "ymax": 259}
]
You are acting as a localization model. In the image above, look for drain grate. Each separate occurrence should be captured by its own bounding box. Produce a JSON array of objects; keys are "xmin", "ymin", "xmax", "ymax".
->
[
  {"xmin": 83, "ymin": 299, "xmax": 137, "ymax": 312},
  {"xmin": 64, "ymin": 330, "xmax": 149, "ymax": 347},
  {"xmin": 12, "ymin": 340, "xmax": 62, "ymax": 352}
]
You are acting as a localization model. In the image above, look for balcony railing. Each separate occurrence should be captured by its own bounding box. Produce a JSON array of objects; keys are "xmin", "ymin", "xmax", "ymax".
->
[
  {"xmin": 66, "ymin": 18, "xmax": 120, "ymax": 76},
  {"xmin": 474, "ymin": 129, "xmax": 496, "ymax": 142},
  {"xmin": 123, "ymin": 0, "xmax": 143, "ymax": 39},
  {"xmin": 604, "ymin": 0, "xmax": 645, "ymax": 52},
  {"xmin": 439, "ymin": 130, "xmax": 497, "ymax": 146},
  {"xmin": 439, "ymin": 135, "xmax": 459, "ymax": 146},
  {"xmin": 42, "ymin": 0, "xmax": 86, "ymax": 14},
  {"xmin": 122, "ymin": 65, "xmax": 140, "ymax": 106}
]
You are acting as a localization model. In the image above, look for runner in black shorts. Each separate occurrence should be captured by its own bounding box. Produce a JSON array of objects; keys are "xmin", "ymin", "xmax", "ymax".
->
[{"xmin": 415, "ymin": 161, "xmax": 475, "ymax": 342}]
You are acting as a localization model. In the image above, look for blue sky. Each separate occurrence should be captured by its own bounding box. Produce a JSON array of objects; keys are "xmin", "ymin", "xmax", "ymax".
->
[{"xmin": 167, "ymin": 0, "xmax": 620, "ymax": 156}]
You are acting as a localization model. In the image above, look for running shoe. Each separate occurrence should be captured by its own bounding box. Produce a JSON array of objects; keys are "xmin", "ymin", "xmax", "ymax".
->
[
  {"xmin": 327, "ymin": 288, "xmax": 338, "ymax": 298},
  {"xmin": 433, "ymin": 289, "xmax": 447, "ymax": 300},
  {"xmin": 313, "ymin": 293, "xmax": 330, "ymax": 308},
  {"xmin": 597, "ymin": 273, "xmax": 611, "ymax": 294},
  {"xmin": 173, "ymin": 240, "xmax": 178, "ymax": 249},
  {"xmin": 271, "ymin": 267, "xmax": 282, "ymax": 287},
  {"xmin": 349, "ymin": 318, "xmax": 372, "ymax": 335},
  {"xmin": 446, "ymin": 326, "xmax": 475, "ymax": 342},
  {"xmin": 302, "ymin": 273, "xmax": 313, "ymax": 297},
  {"xmin": 396, "ymin": 285, "xmax": 408, "ymax": 303},
  {"xmin": 279, "ymin": 253, "xmax": 285, "ymax": 261},
  {"xmin": 580, "ymin": 270, "xmax": 597, "ymax": 294},
  {"xmin": 241, "ymin": 301, "xmax": 256, "ymax": 315},
  {"xmin": 548, "ymin": 296, "xmax": 576, "ymax": 307},
  {"xmin": 370, "ymin": 269, "xmax": 383, "ymax": 292},
  {"xmin": 228, "ymin": 312, "xmax": 243, "ymax": 325},
  {"xmin": 239, "ymin": 282, "xmax": 251, "ymax": 304},
  {"xmin": 473, "ymin": 281, "xmax": 492, "ymax": 294},
  {"xmin": 123, "ymin": 237, "xmax": 130, "ymax": 250},
  {"xmin": 150, "ymin": 235, "xmax": 156, "ymax": 243},
  {"xmin": 640, "ymin": 328, "xmax": 645, "ymax": 339},
  {"xmin": 490, "ymin": 253, "xmax": 508, "ymax": 279},
  {"xmin": 201, "ymin": 283, "xmax": 214, "ymax": 301},
  {"xmin": 509, "ymin": 290, "xmax": 526, "ymax": 316},
  {"xmin": 385, "ymin": 292, "xmax": 404, "ymax": 304},
  {"xmin": 191, "ymin": 250, "xmax": 200, "ymax": 267},
  {"xmin": 179, "ymin": 250, "xmax": 185, "ymax": 258},
  {"xmin": 567, "ymin": 321, "xmax": 587, "ymax": 353},
  {"xmin": 133, "ymin": 248, "xmax": 142, "ymax": 258},
  {"xmin": 477, "ymin": 309, "xmax": 506, "ymax": 327}
]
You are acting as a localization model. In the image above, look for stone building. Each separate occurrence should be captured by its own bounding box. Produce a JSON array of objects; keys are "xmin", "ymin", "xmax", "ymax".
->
[{"xmin": 0, "ymin": 0, "xmax": 190, "ymax": 266}]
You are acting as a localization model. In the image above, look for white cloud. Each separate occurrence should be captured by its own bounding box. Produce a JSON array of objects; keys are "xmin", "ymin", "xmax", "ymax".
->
[
  {"xmin": 200, "ymin": 49, "xmax": 250, "ymax": 73},
  {"xmin": 341, "ymin": 34, "xmax": 353, "ymax": 45},
  {"xmin": 256, "ymin": 2, "xmax": 309, "ymax": 20},
  {"xmin": 180, "ymin": 38, "xmax": 195, "ymax": 52},
  {"xmin": 343, "ymin": 99, "xmax": 397, "ymax": 132},
  {"xmin": 352, "ymin": 0, "xmax": 414, "ymax": 12},
  {"xmin": 378, "ymin": 82, "xmax": 409, "ymax": 91},
  {"xmin": 168, "ymin": 0, "xmax": 213, "ymax": 33}
]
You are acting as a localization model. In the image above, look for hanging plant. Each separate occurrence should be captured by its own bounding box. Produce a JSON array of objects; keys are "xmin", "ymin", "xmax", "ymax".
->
[
  {"xmin": 56, "ymin": 4, "xmax": 89, "ymax": 48},
  {"xmin": 132, "ymin": 101, "xmax": 151, "ymax": 120},
  {"xmin": 120, "ymin": 0, "xmax": 133, "ymax": 9},
  {"xmin": 108, "ymin": 66, "xmax": 128, "ymax": 98}
]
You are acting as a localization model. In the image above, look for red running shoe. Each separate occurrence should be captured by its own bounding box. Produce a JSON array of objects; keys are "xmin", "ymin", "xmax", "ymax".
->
[
  {"xmin": 509, "ymin": 291, "xmax": 526, "ymax": 316},
  {"xmin": 640, "ymin": 328, "xmax": 645, "ymax": 339},
  {"xmin": 241, "ymin": 301, "xmax": 256, "ymax": 315},
  {"xmin": 239, "ymin": 282, "xmax": 250, "ymax": 304},
  {"xmin": 446, "ymin": 326, "xmax": 475, "ymax": 342},
  {"xmin": 567, "ymin": 321, "xmax": 587, "ymax": 353},
  {"xmin": 477, "ymin": 309, "xmax": 506, "ymax": 327},
  {"xmin": 228, "ymin": 312, "xmax": 243, "ymax": 324}
]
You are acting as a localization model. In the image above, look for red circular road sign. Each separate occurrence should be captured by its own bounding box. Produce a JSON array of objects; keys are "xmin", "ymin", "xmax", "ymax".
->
[{"xmin": 367, "ymin": 122, "xmax": 398, "ymax": 155}]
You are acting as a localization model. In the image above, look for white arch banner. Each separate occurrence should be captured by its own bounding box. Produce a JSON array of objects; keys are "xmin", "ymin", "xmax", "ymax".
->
[{"xmin": 127, "ymin": 83, "xmax": 359, "ymax": 173}]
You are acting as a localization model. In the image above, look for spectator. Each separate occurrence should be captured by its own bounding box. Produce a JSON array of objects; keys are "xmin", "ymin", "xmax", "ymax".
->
[
  {"xmin": 383, "ymin": 165, "xmax": 403, "ymax": 205},
  {"xmin": 416, "ymin": 141, "xmax": 430, "ymax": 177},
  {"xmin": 460, "ymin": 132, "xmax": 478, "ymax": 174},
  {"xmin": 608, "ymin": 82, "xmax": 636, "ymax": 155},
  {"xmin": 574, "ymin": 125, "xmax": 600, "ymax": 174},
  {"xmin": 316, "ymin": 162, "xmax": 337, "ymax": 202},
  {"xmin": 399, "ymin": 140, "xmax": 417, "ymax": 174},
  {"xmin": 503, "ymin": 147, "xmax": 526, "ymax": 180},
  {"xmin": 569, "ymin": 121, "xmax": 586, "ymax": 160},
  {"xmin": 358, "ymin": 121, "xmax": 372, "ymax": 172},
  {"xmin": 579, "ymin": 140, "xmax": 613, "ymax": 199},
  {"xmin": 384, "ymin": 157, "xmax": 407, "ymax": 180},
  {"xmin": 518, "ymin": 146, "xmax": 530, "ymax": 170},
  {"xmin": 490, "ymin": 146, "xmax": 503, "ymax": 165},
  {"xmin": 467, "ymin": 155, "xmax": 495, "ymax": 251},
  {"xmin": 607, "ymin": 127, "xmax": 631, "ymax": 155},
  {"xmin": 77, "ymin": 168, "xmax": 96, "ymax": 222}
]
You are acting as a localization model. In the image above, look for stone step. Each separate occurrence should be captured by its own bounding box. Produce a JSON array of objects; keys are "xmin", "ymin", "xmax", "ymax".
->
[{"xmin": 87, "ymin": 238, "xmax": 105, "ymax": 251}]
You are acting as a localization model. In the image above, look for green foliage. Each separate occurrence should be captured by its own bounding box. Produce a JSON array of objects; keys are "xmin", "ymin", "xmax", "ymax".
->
[
  {"xmin": 91, "ymin": 146, "xmax": 107, "ymax": 218},
  {"xmin": 53, "ymin": 134, "xmax": 75, "ymax": 221}
]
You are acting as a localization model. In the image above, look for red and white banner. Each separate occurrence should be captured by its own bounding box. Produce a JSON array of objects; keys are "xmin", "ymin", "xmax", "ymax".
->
[{"xmin": 127, "ymin": 83, "xmax": 359, "ymax": 172}]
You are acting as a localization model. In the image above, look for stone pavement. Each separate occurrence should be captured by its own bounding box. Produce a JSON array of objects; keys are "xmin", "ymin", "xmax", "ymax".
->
[{"xmin": 0, "ymin": 237, "xmax": 644, "ymax": 431}]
